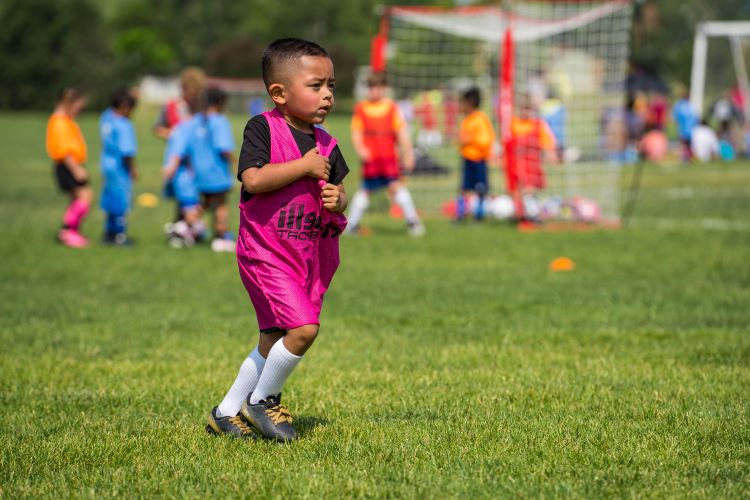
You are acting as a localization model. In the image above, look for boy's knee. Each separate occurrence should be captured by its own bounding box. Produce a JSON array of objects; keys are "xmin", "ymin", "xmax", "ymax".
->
[
  {"xmin": 294, "ymin": 324, "xmax": 318, "ymax": 344},
  {"xmin": 285, "ymin": 324, "xmax": 319, "ymax": 355}
]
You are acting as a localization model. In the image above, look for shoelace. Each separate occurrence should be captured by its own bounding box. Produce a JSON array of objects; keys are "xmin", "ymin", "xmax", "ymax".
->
[
  {"xmin": 265, "ymin": 404, "xmax": 293, "ymax": 425},
  {"xmin": 228, "ymin": 415, "xmax": 253, "ymax": 435}
]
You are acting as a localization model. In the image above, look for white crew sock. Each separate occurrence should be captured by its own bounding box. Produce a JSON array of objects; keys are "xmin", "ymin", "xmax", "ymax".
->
[
  {"xmin": 346, "ymin": 190, "xmax": 369, "ymax": 230},
  {"xmin": 216, "ymin": 346, "xmax": 266, "ymax": 417},
  {"xmin": 249, "ymin": 338, "xmax": 302, "ymax": 404},
  {"xmin": 394, "ymin": 186, "xmax": 419, "ymax": 223}
]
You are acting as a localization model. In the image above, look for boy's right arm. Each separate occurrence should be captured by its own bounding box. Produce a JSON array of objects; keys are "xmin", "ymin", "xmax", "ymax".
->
[{"xmin": 241, "ymin": 148, "xmax": 330, "ymax": 194}]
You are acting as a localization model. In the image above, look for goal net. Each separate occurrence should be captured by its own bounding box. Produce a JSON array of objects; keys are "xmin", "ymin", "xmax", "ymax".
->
[{"xmin": 375, "ymin": 1, "xmax": 633, "ymax": 224}]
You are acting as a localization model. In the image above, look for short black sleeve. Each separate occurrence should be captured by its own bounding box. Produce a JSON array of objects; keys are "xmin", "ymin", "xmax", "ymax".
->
[
  {"xmin": 237, "ymin": 116, "xmax": 349, "ymax": 199},
  {"xmin": 237, "ymin": 115, "xmax": 271, "ymax": 180}
]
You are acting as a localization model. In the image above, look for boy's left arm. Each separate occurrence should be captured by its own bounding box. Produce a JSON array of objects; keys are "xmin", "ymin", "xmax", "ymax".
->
[{"xmin": 321, "ymin": 183, "xmax": 347, "ymax": 213}]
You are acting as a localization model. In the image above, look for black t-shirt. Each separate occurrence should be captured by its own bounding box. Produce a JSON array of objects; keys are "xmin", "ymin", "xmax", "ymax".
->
[{"xmin": 237, "ymin": 115, "xmax": 349, "ymax": 201}]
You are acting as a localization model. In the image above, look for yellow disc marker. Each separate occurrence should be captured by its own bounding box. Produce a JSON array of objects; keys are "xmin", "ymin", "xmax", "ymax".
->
[
  {"xmin": 550, "ymin": 257, "xmax": 575, "ymax": 272},
  {"xmin": 137, "ymin": 192, "xmax": 159, "ymax": 208}
]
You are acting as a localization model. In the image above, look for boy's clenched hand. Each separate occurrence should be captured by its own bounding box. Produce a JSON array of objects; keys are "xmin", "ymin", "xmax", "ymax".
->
[
  {"xmin": 321, "ymin": 183, "xmax": 342, "ymax": 212},
  {"xmin": 302, "ymin": 147, "xmax": 330, "ymax": 181}
]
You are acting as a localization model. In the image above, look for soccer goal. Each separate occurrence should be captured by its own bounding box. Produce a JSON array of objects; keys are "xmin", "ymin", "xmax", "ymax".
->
[
  {"xmin": 373, "ymin": 1, "xmax": 633, "ymax": 224},
  {"xmin": 690, "ymin": 21, "xmax": 750, "ymax": 120}
]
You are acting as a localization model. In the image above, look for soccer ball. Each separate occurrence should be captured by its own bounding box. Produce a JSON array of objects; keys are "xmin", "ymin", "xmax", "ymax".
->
[
  {"xmin": 571, "ymin": 197, "xmax": 601, "ymax": 223},
  {"xmin": 563, "ymin": 146, "xmax": 581, "ymax": 163},
  {"xmin": 522, "ymin": 194, "xmax": 541, "ymax": 220},
  {"xmin": 488, "ymin": 195, "xmax": 515, "ymax": 220}
]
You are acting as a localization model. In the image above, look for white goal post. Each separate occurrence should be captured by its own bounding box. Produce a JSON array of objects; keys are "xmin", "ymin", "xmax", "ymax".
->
[{"xmin": 690, "ymin": 21, "xmax": 750, "ymax": 118}]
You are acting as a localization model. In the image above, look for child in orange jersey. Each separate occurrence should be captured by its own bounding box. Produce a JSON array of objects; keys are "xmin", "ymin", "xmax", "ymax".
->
[
  {"xmin": 456, "ymin": 87, "xmax": 495, "ymax": 221},
  {"xmin": 346, "ymin": 72, "xmax": 425, "ymax": 237},
  {"xmin": 46, "ymin": 88, "xmax": 92, "ymax": 247},
  {"xmin": 506, "ymin": 99, "xmax": 558, "ymax": 220}
]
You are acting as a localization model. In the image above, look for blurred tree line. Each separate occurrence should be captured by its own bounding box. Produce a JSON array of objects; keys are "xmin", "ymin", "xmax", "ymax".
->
[
  {"xmin": 1, "ymin": 0, "xmax": 749, "ymax": 110},
  {"xmin": 0, "ymin": 0, "xmax": 451, "ymax": 109}
]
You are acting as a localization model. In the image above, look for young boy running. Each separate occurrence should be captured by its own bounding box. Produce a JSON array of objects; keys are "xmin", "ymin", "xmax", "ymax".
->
[
  {"xmin": 346, "ymin": 72, "xmax": 425, "ymax": 237},
  {"xmin": 456, "ymin": 87, "xmax": 494, "ymax": 221},
  {"xmin": 99, "ymin": 89, "xmax": 138, "ymax": 245},
  {"xmin": 206, "ymin": 38, "xmax": 349, "ymax": 442}
]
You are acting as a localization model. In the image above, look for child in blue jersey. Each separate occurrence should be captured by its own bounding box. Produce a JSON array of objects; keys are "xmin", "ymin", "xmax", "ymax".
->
[
  {"xmin": 196, "ymin": 87, "xmax": 236, "ymax": 252},
  {"xmin": 162, "ymin": 118, "xmax": 204, "ymax": 248},
  {"xmin": 100, "ymin": 89, "xmax": 138, "ymax": 245}
]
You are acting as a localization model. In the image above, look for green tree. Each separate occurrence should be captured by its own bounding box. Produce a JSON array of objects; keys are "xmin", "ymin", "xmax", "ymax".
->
[{"xmin": 0, "ymin": 0, "xmax": 112, "ymax": 109}]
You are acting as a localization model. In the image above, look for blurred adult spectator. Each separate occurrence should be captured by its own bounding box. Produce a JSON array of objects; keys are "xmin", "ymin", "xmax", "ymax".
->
[
  {"xmin": 625, "ymin": 95, "xmax": 645, "ymax": 146},
  {"xmin": 646, "ymin": 92, "xmax": 668, "ymax": 130},
  {"xmin": 710, "ymin": 91, "xmax": 742, "ymax": 141},
  {"xmin": 730, "ymin": 85, "xmax": 747, "ymax": 123},
  {"xmin": 672, "ymin": 89, "xmax": 698, "ymax": 162},
  {"xmin": 639, "ymin": 126, "xmax": 669, "ymax": 163},
  {"xmin": 691, "ymin": 120, "xmax": 720, "ymax": 162}
]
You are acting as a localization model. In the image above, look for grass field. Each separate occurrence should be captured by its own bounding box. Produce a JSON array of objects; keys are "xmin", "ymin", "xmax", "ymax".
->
[{"xmin": 1, "ymin": 108, "xmax": 749, "ymax": 497}]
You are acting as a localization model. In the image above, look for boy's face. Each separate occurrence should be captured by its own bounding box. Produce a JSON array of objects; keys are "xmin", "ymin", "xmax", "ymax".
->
[
  {"xmin": 367, "ymin": 84, "xmax": 386, "ymax": 101},
  {"xmin": 459, "ymin": 98, "xmax": 472, "ymax": 114},
  {"xmin": 271, "ymin": 55, "xmax": 335, "ymax": 128}
]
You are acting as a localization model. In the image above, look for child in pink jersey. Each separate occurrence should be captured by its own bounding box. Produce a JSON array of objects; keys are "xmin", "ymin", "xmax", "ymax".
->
[{"xmin": 206, "ymin": 39, "xmax": 349, "ymax": 442}]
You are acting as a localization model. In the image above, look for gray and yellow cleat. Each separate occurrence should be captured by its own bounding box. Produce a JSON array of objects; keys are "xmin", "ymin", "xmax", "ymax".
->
[
  {"xmin": 240, "ymin": 393, "xmax": 297, "ymax": 442},
  {"xmin": 205, "ymin": 406, "xmax": 255, "ymax": 439}
]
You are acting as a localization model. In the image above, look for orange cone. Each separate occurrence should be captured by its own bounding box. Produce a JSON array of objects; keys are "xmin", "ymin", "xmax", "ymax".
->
[{"xmin": 550, "ymin": 257, "xmax": 575, "ymax": 272}]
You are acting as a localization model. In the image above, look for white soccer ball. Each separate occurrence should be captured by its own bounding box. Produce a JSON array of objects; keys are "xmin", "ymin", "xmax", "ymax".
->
[
  {"xmin": 522, "ymin": 194, "xmax": 541, "ymax": 219},
  {"xmin": 564, "ymin": 146, "xmax": 581, "ymax": 163},
  {"xmin": 489, "ymin": 195, "xmax": 515, "ymax": 220}
]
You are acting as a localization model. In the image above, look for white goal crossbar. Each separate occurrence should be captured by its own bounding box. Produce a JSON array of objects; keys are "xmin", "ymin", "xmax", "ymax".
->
[{"xmin": 690, "ymin": 21, "xmax": 750, "ymax": 116}]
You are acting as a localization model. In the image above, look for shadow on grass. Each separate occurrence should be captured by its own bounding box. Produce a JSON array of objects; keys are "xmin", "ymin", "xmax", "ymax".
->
[{"xmin": 295, "ymin": 415, "xmax": 329, "ymax": 437}]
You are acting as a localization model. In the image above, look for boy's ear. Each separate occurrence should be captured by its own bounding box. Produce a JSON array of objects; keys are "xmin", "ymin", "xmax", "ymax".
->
[{"xmin": 268, "ymin": 83, "xmax": 286, "ymax": 106}]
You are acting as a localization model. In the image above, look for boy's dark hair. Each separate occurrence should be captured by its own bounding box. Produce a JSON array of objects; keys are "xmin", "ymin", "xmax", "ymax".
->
[
  {"xmin": 367, "ymin": 72, "xmax": 388, "ymax": 87},
  {"xmin": 110, "ymin": 88, "xmax": 136, "ymax": 110},
  {"xmin": 462, "ymin": 87, "xmax": 481, "ymax": 109},
  {"xmin": 205, "ymin": 86, "xmax": 227, "ymax": 108},
  {"xmin": 262, "ymin": 38, "xmax": 329, "ymax": 88}
]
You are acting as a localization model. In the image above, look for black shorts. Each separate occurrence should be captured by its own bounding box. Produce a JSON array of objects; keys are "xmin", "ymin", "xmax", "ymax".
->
[
  {"xmin": 55, "ymin": 162, "xmax": 87, "ymax": 192},
  {"xmin": 201, "ymin": 191, "xmax": 229, "ymax": 209}
]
